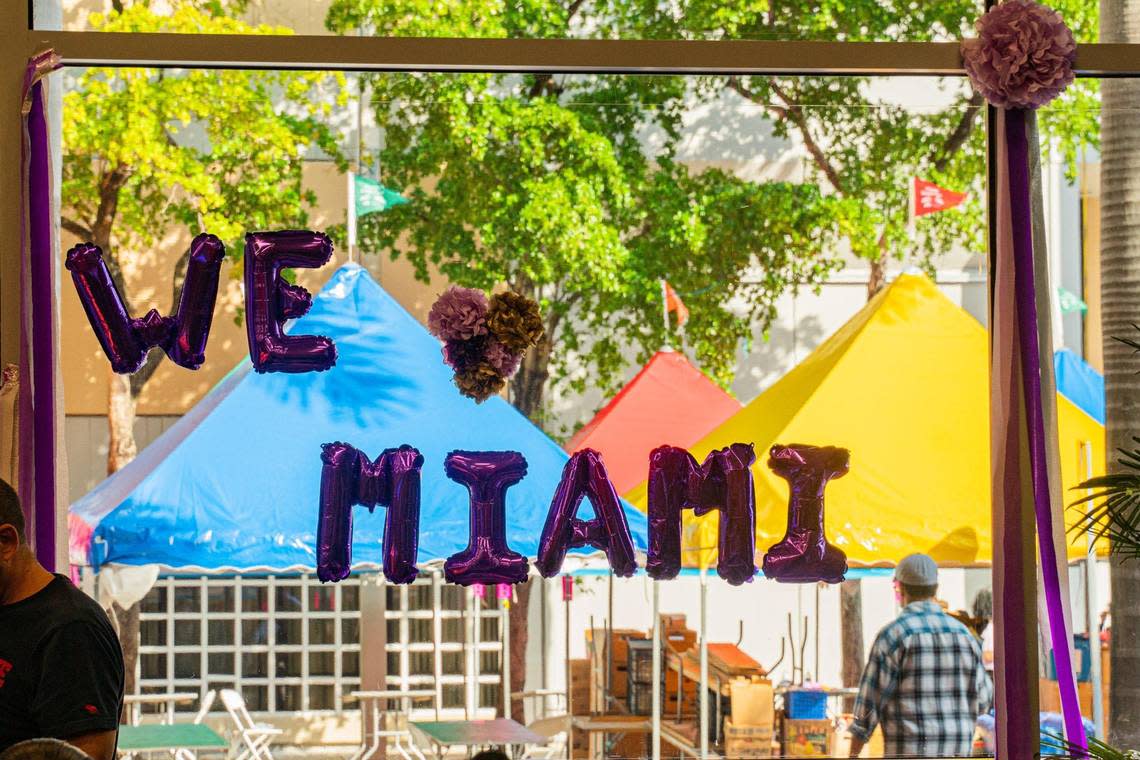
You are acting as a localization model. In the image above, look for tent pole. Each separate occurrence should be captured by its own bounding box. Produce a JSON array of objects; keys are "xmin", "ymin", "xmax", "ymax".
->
[
  {"xmin": 1082, "ymin": 441, "xmax": 1105, "ymax": 738},
  {"xmin": 607, "ymin": 570, "xmax": 614, "ymax": 713},
  {"xmin": 503, "ymin": 585, "xmax": 512, "ymax": 720},
  {"xmin": 433, "ymin": 571, "xmax": 443, "ymax": 721},
  {"xmin": 699, "ymin": 568, "xmax": 709, "ymax": 760},
  {"xmin": 652, "ymin": 581, "xmax": 661, "ymax": 760}
]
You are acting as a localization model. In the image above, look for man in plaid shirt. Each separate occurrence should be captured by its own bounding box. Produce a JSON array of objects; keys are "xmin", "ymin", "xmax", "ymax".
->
[{"xmin": 848, "ymin": 554, "xmax": 993, "ymax": 757}]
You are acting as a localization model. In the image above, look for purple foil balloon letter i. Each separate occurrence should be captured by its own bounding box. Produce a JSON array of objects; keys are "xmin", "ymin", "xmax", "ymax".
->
[{"xmin": 443, "ymin": 451, "xmax": 530, "ymax": 586}]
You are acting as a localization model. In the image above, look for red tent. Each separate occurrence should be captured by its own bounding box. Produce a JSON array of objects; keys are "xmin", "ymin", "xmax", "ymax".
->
[{"xmin": 567, "ymin": 350, "xmax": 743, "ymax": 495}]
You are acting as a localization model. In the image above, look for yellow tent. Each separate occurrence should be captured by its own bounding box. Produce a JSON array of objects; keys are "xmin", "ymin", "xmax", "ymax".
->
[{"xmin": 625, "ymin": 274, "xmax": 1105, "ymax": 567}]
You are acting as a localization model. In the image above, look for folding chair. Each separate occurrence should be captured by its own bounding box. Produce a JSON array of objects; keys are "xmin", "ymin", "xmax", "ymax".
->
[
  {"xmin": 218, "ymin": 689, "xmax": 282, "ymax": 760},
  {"xmin": 173, "ymin": 690, "xmax": 217, "ymax": 760}
]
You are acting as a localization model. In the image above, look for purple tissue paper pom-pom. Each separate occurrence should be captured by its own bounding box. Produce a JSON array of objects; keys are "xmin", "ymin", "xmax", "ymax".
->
[{"xmin": 428, "ymin": 286, "xmax": 489, "ymax": 342}]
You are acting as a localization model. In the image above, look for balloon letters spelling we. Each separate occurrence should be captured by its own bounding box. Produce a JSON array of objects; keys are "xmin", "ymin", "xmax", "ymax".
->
[
  {"xmin": 65, "ymin": 234, "xmax": 225, "ymax": 373},
  {"xmin": 316, "ymin": 442, "xmax": 424, "ymax": 584},
  {"xmin": 444, "ymin": 451, "xmax": 531, "ymax": 586},
  {"xmin": 762, "ymin": 444, "xmax": 849, "ymax": 584},
  {"xmin": 244, "ymin": 230, "xmax": 337, "ymax": 373},
  {"xmin": 646, "ymin": 443, "xmax": 757, "ymax": 585},
  {"xmin": 534, "ymin": 449, "xmax": 637, "ymax": 578}
]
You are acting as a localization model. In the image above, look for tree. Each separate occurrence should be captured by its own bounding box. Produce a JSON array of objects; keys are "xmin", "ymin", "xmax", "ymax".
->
[
  {"xmin": 1093, "ymin": 0, "xmax": 1140, "ymax": 745},
  {"xmin": 62, "ymin": 2, "xmax": 346, "ymax": 694}
]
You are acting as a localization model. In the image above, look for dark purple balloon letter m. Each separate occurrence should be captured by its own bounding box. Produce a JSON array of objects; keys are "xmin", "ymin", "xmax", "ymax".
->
[
  {"xmin": 316, "ymin": 442, "xmax": 423, "ymax": 584},
  {"xmin": 646, "ymin": 443, "xmax": 757, "ymax": 585}
]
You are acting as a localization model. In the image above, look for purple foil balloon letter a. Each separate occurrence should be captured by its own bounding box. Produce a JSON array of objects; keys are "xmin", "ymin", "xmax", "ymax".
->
[
  {"xmin": 646, "ymin": 443, "xmax": 757, "ymax": 585},
  {"xmin": 534, "ymin": 449, "xmax": 638, "ymax": 578},
  {"xmin": 317, "ymin": 442, "xmax": 424, "ymax": 584},
  {"xmin": 443, "ymin": 451, "xmax": 530, "ymax": 586},
  {"xmin": 762, "ymin": 444, "xmax": 849, "ymax": 584},
  {"xmin": 244, "ymin": 230, "xmax": 337, "ymax": 373},
  {"xmin": 65, "ymin": 234, "xmax": 225, "ymax": 373}
]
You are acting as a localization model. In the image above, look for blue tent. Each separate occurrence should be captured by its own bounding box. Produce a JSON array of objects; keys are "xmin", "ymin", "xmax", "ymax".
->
[
  {"xmin": 70, "ymin": 264, "xmax": 649, "ymax": 572},
  {"xmin": 1054, "ymin": 348, "xmax": 1104, "ymax": 425}
]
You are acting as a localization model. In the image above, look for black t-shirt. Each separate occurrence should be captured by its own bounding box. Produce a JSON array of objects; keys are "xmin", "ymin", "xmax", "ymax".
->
[{"xmin": 0, "ymin": 575, "xmax": 124, "ymax": 750}]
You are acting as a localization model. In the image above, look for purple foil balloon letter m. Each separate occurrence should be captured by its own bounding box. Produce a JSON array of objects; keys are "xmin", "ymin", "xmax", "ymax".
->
[
  {"xmin": 646, "ymin": 443, "xmax": 757, "ymax": 585},
  {"xmin": 317, "ymin": 442, "xmax": 424, "ymax": 584},
  {"xmin": 443, "ymin": 451, "xmax": 530, "ymax": 586},
  {"xmin": 244, "ymin": 230, "xmax": 337, "ymax": 373},
  {"xmin": 534, "ymin": 449, "xmax": 638, "ymax": 578}
]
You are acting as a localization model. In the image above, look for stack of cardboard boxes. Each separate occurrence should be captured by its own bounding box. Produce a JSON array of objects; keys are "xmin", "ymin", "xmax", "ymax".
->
[{"xmin": 724, "ymin": 677, "xmax": 776, "ymax": 758}]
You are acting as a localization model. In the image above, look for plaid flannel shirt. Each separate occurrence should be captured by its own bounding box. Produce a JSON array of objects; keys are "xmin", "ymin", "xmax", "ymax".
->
[{"xmin": 850, "ymin": 601, "xmax": 993, "ymax": 757}]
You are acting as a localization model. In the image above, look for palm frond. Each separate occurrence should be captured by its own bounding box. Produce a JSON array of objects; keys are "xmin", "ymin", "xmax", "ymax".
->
[
  {"xmin": 1069, "ymin": 436, "xmax": 1140, "ymax": 558},
  {"xmin": 1041, "ymin": 732, "xmax": 1133, "ymax": 760}
]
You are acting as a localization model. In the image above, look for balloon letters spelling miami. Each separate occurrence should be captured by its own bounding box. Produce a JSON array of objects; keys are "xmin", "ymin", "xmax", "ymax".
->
[
  {"xmin": 645, "ymin": 444, "xmax": 757, "ymax": 585},
  {"xmin": 316, "ymin": 442, "xmax": 423, "ymax": 584},
  {"xmin": 67, "ymin": 229, "xmax": 337, "ymax": 374},
  {"xmin": 65, "ymin": 233, "xmax": 225, "ymax": 373},
  {"xmin": 762, "ymin": 444, "xmax": 849, "ymax": 584}
]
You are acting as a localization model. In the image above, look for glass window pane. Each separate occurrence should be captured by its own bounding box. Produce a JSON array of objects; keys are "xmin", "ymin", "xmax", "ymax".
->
[
  {"xmin": 275, "ymin": 684, "xmax": 302, "ymax": 712},
  {"xmin": 441, "ymin": 652, "xmax": 462, "ymax": 674},
  {"xmin": 140, "ymin": 653, "xmax": 166, "ymax": 680},
  {"xmin": 174, "ymin": 653, "xmax": 200, "ymax": 679},
  {"xmin": 140, "ymin": 586, "xmax": 167, "ymax": 614},
  {"xmin": 208, "ymin": 619, "xmax": 234, "ymax": 646},
  {"xmin": 243, "ymin": 652, "xmax": 269, "ymax": 678},
  {"xmin": 343, "ymin": 618, "xmax": 360, "ymax": 643},
  {"xmin": 173, "ymin": 586, "xmax": 200, "ymax": 613},
  {"xmin": 208, "ymin": 652, "xmax": 235, "ymax": 675},
  {"xmin": 242, "ymin": 619, "xmax": 269, "ymax": 646},
  {"xmin": 344, "ymin": 652, "xmax": 360, "ymax": 678},
  {"xmin": 311, "ymin": 586, "xmax": 335, "ymax": 612},
  {"xmin": 174, "ymin": 620, "xmax": 200, "ymax": 646},
  {"xmin": 276, "ymin": 619, "xmax": 302, "ymax": 646},
  {"xmin": 276, "ymin": 652, "xmax": 302, "ymax": 678},
  {"xmin": 275, "ymin": 585, "xmax": 303, "ymax": 613},
  {"xmin": 207, "ymin": 586, "xmax": 233, "ymax": 613},
  {"xmin": 243, "ymin": 686, "xmax": 267, "ymax": 713},
  {"xmin": 442, "ymin": 618, "xmax": 463, "ymax": 643},
  {"xmin": 242, "ymin": 586, "xmax": 268, "ymax": 613},
  {"xmin": 310, "ymin": 651, "xmax": 335, "ymax": 677},
  {"xmin": 309, "ymin": 619, "xmax": 335, "ymax": 645},
  {"xmin": 342, "ymin": 585, "xmax": 360, "ymax": 611},
  {"xmin": 442, "ymin": 685, "xmax": 464, "ymax": 710},
  {"xmin": 140, "ymin": 619, "xmax": 166, "ymax": 647},
  {"xmin": 310, "ymin": 684, "xmax": 335, "ymax": 710}
]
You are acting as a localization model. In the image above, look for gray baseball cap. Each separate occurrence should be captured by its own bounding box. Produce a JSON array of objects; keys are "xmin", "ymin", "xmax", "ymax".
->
[{"xmin": 894, "ymin": 553, "xmax": 938, "ymax": 586}]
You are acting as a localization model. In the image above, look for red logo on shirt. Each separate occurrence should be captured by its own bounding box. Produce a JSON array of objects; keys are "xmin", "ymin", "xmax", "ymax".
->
[
  {"xmin": 83, "ymin": 704, "xmax": 98, "ymax": 714},
  {"xmin": 0, "ymin": 659, "xmax": 11, "ymax": 689}
]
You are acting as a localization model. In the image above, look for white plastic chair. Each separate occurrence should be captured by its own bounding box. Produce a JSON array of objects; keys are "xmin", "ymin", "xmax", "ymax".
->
[
  {"xmin": 173, "ymin": 690, "xmax": 217, "ymax": 760},
  {"xmin": 517, "ymin": 690, "xmax": 570, "ymax": 760},
  {"xmin": 218, "ymin": 689, "xmax": 282, "ymax": 760}
]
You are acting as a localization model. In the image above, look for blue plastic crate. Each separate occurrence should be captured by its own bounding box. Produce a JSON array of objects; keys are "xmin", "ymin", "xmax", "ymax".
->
[{"xmin": 785, "ymin": 689, "xmax": 828, "ymax": 720}]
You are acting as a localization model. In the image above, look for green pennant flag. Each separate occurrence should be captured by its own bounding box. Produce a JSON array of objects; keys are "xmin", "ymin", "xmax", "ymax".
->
[
  {"xmin": 355, "ymin": 174, "xmax": 408, "ymax": 216},
  {"xmin": 1057, "ymin": 286, "xmax": 1088, "ymax": 314}
]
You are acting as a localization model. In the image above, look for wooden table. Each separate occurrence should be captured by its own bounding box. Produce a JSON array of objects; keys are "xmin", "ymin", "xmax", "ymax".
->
[
  {"xmin": 123, "ymin": 692, "xmax": 200, "ymax": 726},
  {"xmin": 117, "ymin": 724, "xmax": 226, "ymax": 757},
  {"xmin": 411, "ymin": 718, "xmax": 546, "ymax": 758}
]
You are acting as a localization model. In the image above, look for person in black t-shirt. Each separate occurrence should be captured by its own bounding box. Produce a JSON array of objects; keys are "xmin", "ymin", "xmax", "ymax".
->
[{"xmin": 0, "ymin": 479, "xmax": 123, "ymax": 760}]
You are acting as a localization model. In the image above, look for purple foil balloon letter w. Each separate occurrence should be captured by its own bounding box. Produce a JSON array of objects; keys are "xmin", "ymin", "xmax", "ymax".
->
[
  {"xmin": 443, "ymin": 451, "xmax": 530, "ymax": 586},
  {"xmin": 244, "ymin": 230, "xmax": 337, "ymax": 373},
  {"xmin": 535, "ymin": 449, "xmax": 638, "ymax": 578},
  {"xmin": 65, "ymin": 234, "xmax": 225, "ymax": 373},
  {"xmin": 317, "ymin": 442, "xmax": 424, "ymax": 584}
]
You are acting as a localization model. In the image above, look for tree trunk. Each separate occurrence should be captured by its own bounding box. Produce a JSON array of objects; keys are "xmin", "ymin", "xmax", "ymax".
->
[
  {"xmin": 867, "ymin": 258, "xmax": 887, "ymax": 299},
  {"xmin": 510, "ymin": 333, "xmax": 553, "ymax": 424},
  {"xmin": 107, "ymin": 369, "xmax": 138, "ymax": 475},
  {"xmin": 839, "ymin": 580, "xmax": 864, "ymax": 712},
  {"xmin": 112, "ymin": 600, "xmax": 139, "ymax": 721},
  {"xmin": 509, "ymin": 578, "xmax": 533, "ymax": 723},
  {"xmin": 1100, "ymin": 0, "xmax": 1140, "ymax": 743}
]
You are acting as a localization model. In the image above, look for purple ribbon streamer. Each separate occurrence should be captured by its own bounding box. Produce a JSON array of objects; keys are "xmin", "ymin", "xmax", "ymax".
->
[
  {"xmin": 1006, "ymin": 107, "xmax": 1086, "ymax": 749},
  {"xmin": 21, "ymin": 52, "xmax": 60, "ymax": 571}
]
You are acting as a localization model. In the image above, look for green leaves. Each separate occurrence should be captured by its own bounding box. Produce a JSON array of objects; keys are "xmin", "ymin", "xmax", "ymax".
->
[{"xmin": 63, "ymin": 5, "xmax": 347, "ymax": 263}]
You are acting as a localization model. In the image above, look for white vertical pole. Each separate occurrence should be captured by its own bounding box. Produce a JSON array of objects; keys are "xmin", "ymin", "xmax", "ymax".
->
[
  {"xmin": 474, "ymin": 590, "xmax": 482, "ymax": 716},
  {"xmin": 502, "ymin": 588, "xmax": 512, "ymax": 720},
  {"xmin": 660, "ymin": 280, "xmax": 669, "ymax": 333},
  {"xmin": 699, "ymin": 568, "xmax": 709, "ymax": 760},
  {"xmin": 652, "ymin": 581, "xmax": 661, "ymax": 760},
  {"xmin": 1082, "ymin": 442, "xmax": 1105, "ymax": 738},
  {"xmin": 347, "ymin": 169, "xmax": 357, "ymax": 263},
  {"xmin": 432, "ymin": 572, "xmax": 443, "ymax": 721},
  {"xmin": 465, "ymin": 587, "xmax": 475, "ymax": 720}
]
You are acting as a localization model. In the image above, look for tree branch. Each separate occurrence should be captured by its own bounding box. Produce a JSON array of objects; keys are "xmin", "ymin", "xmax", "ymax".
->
[
  {"xmin": 725, "ymin": 76, "xmax": 845, "ymax": 194},
  {"xmin": 932, "ymin": 91, "xmax": 984, "ymax": 172},
  {"xmin": 131, "ymin": 247, "xmax": 192, "ymax": 396},
  {"xmin": 60, "ymin": 216, "xmax": 93, "ymax": 240}
]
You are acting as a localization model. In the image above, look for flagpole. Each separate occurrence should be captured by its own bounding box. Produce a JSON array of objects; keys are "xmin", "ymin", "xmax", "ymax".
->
[
  {"xmin": 660, "ymin": 279, "xmax": 669, "ymax": 333},
  {"xmin": 347, "ymin": 169, "xmax": 357, "ymax": 264}
]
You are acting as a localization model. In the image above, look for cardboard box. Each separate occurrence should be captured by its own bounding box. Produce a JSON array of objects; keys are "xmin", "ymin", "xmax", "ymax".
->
[
  {"xmin": 783, "ymin": 719, "xmax": 833, "ymax": 757},
  {"xmin": 730, "ymin": 677, "xmax": 775, "ymax": 730},
  {"xmin": 725, "ymin": 718, "xmax": 775, "ymax": 758}
]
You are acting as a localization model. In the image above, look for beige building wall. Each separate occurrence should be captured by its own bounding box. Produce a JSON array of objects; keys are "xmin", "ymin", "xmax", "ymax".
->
[
  {"xmin": 1081, "ymin": 161, "xmax": 1103, "ymax": 373},
  {"xmin": 62, "ymin": 161, "xmax": 446, "ymax": 415}
]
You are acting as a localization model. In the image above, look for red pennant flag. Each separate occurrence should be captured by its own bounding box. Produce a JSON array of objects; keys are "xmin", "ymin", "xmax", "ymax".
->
[
  {"xmin": 663, "ymin": 281, "xmax": 690, "ymax": 327},
  {"xmin": 913, "ymin": 177, "xmax": 968, "ymax": 217}
]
